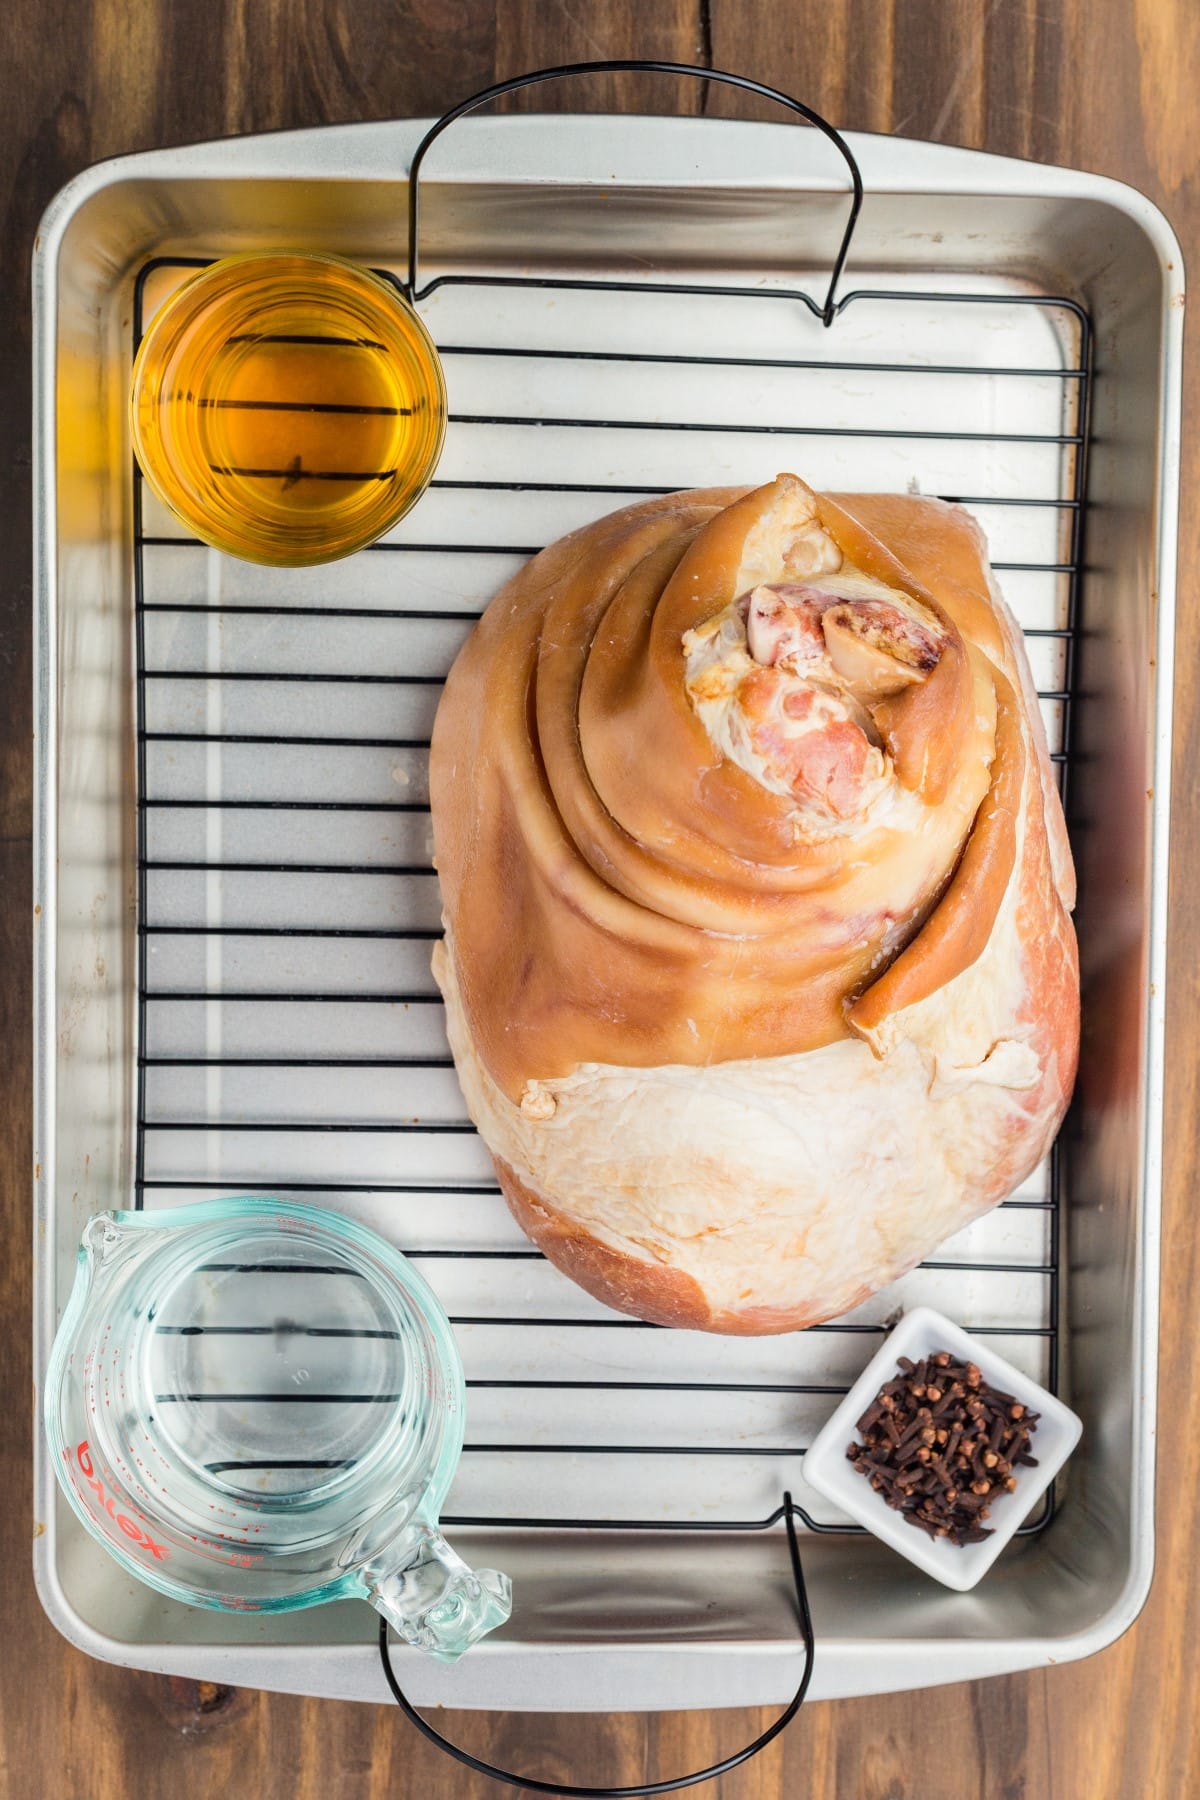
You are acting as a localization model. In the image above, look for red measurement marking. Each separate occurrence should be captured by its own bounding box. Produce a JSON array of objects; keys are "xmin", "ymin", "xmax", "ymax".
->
[{"xmin": 66, "ymin": 1441, "xmax": 170, "ymax": 1562}]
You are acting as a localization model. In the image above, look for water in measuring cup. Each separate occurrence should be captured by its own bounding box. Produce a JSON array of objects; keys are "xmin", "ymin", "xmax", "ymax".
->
[{"xmin": 146, "ymin": 1235, "xmax": 414, "ymax": 1505}]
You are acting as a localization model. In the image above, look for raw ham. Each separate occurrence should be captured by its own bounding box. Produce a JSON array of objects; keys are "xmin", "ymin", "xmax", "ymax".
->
[{"xmin": 429, "ymin": 475, "xmax": 1078, "ymax": 1334}]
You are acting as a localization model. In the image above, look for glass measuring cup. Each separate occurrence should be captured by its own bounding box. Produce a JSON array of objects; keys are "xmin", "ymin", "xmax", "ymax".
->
[
  {"xmin": 130, "ymin": 252, "xmax": 446, "ymax": 565},
  {"xmin": 44, "ymin": 1198, "xmax": 510, "ymax": 1663}
]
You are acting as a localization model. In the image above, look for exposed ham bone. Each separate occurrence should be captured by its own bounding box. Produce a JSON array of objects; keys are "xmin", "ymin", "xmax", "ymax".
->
[
  {"xmin": 744, "ymin": 584, "xmax": 831, "ymax": 668},
  {"xmin": 744, "ymin": 583, "xmax": 944, "ymax": 682},
  {"xmin": 731, "ymin": 582, "xmax": 949, "ymax": 819}
]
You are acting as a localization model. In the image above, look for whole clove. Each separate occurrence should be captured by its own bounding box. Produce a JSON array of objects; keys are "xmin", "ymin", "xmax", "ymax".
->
[{"xmin": 846, "ymin": 1350, "xmax": 1040, "ymax": 1547}]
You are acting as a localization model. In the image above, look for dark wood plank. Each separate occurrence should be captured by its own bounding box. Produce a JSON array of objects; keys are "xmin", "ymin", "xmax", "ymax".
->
[
  {"xmin": 494, "ymin": 0, "xmax": 707, "ymax": 113},
  {"xmin": 2, "ymin": 2, "xmax": 1198, "ymax": 1796}
]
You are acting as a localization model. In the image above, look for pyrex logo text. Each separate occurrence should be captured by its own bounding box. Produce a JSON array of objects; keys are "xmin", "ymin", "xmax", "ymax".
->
[{"xmin": 70, "ymin": 1441, "xmax": 170, "ymax": 1561}]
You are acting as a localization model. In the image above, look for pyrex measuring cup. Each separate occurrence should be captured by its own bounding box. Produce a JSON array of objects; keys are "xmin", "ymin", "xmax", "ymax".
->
[{"xmin": 44, "ymin": 1198, "xmax": 511, "ymax": 1662}]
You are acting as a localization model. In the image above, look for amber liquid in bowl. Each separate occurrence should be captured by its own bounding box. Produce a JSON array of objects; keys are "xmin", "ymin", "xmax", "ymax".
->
[{"xmin": 131, "ymin": 253, "xmax": 446, "ymax": 565}]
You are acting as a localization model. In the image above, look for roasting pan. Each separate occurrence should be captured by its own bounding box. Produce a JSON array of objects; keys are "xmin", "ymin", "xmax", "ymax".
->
[{"xmin": 32, "ymin": 101, "xmax": 1180, "ymax": 1713}]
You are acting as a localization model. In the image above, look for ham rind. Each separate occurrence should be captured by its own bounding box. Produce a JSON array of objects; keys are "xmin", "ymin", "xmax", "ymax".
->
[{"xmin": 429, "ymin": 474, "xmax": 1078, "ymax": 1334}]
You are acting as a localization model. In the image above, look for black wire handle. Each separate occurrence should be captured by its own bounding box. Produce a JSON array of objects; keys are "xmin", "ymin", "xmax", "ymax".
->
[
  {"xmin": 405, "ymin": 60, "xmax": 863, "ymax": 326},
  {"xmin": 378, "ymin": 1494, "xmax": 814, "ymax": 1797}
]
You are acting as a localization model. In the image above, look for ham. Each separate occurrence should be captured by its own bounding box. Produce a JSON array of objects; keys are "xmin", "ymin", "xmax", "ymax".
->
[{"xmin": 429, "ymin": 474, "xmax": 1079, "ymax": 1334}]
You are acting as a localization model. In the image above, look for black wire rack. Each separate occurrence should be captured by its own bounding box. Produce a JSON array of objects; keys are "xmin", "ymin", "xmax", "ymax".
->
[{"xmin": 128, "ymin": 126, "xmax": 1089, "ymax": 1555}]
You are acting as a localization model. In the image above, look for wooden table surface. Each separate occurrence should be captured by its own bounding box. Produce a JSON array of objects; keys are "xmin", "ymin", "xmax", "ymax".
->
[{"xmin": 2, "ymin": 3, "xmax": 1197, "ymax": 1795}]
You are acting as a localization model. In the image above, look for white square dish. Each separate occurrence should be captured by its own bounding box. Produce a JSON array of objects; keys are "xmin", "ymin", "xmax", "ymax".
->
[{"xmin": 803, "ymin": 1305, "xmax": 1083, "ymax": 1591}]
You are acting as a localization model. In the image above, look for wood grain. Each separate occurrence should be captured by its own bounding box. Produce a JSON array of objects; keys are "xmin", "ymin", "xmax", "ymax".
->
[{"xmin": 2, "ymin": 1, "xmax": 1198, "ymax": 1795}]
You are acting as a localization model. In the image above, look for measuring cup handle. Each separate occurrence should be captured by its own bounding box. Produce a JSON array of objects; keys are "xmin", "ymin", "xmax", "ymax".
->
[{"xmin": 365, "ymin": 1522, "xmax": 512, "ymax": 1664}]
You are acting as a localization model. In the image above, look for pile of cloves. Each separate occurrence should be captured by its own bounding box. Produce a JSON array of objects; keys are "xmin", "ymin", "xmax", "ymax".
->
[{"xmin": 846, "ymin": 1350, "xmax": 1040, "ymax": 1546}]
